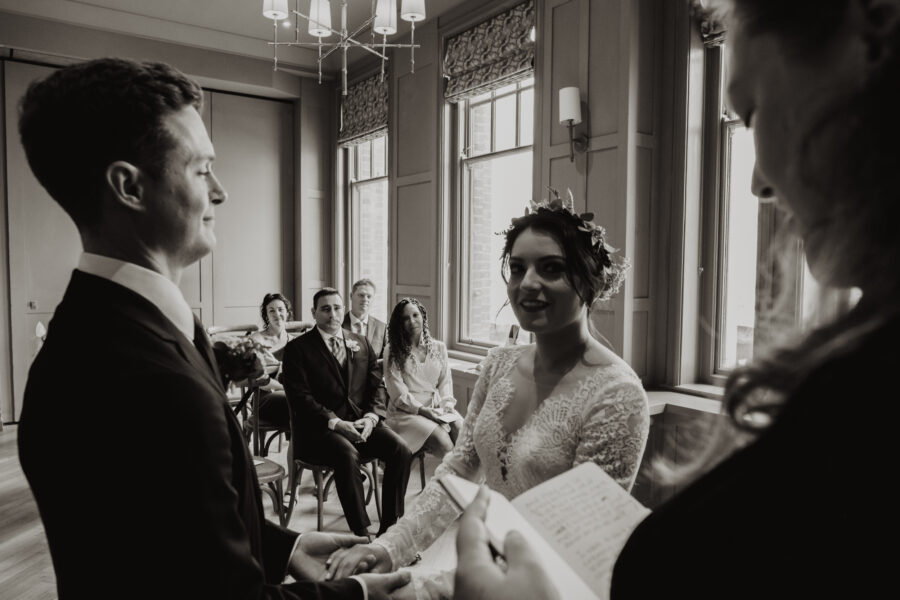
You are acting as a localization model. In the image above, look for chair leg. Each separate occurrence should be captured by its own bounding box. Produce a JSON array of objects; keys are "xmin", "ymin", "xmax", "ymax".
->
[
  {"xmin": 419, "ymin": 453, "xmax": 426, "ymax": 491},
  {"xmin": 370, "ymin": 462, "xmax": 381, "ymax": 522},
  {"xmin": 312, "ymin": 470, "xmax": 325, "ymax": 532},
  {"xmin": 285, "ymin": 463, "xmax": 300, "ymax": 525},
  {"xmin": 273, "ymin": 479, "xmax": 286, "ymax": 527}
]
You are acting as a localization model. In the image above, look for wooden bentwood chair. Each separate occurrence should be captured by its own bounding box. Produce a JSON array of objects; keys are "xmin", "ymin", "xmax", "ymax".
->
[{"xmin": 283, "ymin": 399, "xmax": 381, "ymax": 532}]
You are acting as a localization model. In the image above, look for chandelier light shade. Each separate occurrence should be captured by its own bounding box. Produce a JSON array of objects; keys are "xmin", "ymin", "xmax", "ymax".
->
[
  {"xmin": 262, "ymin": 0, "xmax": 289, "ymax": 20},
  {"xmin": 308, "ymin": 0, "xmax": 332, "ymax": 37},
  {"xmin": 400, "ymin": 0, "xmax": 426, "ymax": 22},
  {"xmin": 374, "ymin": 0, "xmax": 398, "ymax": 35},
  {"xmin": 263, "ymin": 0, "xmax": 422, "ymax": 94}
]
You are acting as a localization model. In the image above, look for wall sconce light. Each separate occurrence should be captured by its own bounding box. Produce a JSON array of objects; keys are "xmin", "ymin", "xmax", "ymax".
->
[{"xmin": 559, "ymin": 86, "xmax": 588, "ymax": 162}]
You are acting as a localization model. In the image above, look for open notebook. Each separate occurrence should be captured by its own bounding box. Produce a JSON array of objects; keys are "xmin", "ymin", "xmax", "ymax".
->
[{"xmin": 440, "ymin": 462, "xmax": 650, "ymax": 600}]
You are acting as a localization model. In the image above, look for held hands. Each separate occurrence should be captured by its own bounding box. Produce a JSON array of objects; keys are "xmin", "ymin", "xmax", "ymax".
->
[
  {"xmin": 454, "ymin": 486, "xmax": 560, "ymax": 600},
  {"xmin": 325, "ymin": 541, "xmax": 393, "ymax": 580},
  {"xmin": 289, "ymin": 532, "xmax": 371, "ymax": 581},
  {"xmin": 355, "ymin": 572, "xmax": 412, "ymax": 600}
]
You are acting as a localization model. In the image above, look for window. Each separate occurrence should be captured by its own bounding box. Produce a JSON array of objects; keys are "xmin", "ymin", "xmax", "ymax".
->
[
  {"xmin": 347, "ymin": 135, "xmax": 389, "ymax": 323},
  {"xmin": 699, "ymin": 43, "xmax": 819, "ymax": 384},
  {"xmin": 454, "ymin": 79, "xmax": 534, "ymax": 350}
]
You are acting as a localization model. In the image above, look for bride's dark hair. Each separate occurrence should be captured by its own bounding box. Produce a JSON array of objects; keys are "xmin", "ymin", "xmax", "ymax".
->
[{"xmin": 500, "ymin": 207, "xmax": 628, "ymax": 306}]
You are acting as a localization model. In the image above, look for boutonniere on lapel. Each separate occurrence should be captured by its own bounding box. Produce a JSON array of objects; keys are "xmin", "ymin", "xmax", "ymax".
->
[{"xmin": 345, "ymin": 338, "xmax": 361, "ymax": 357}]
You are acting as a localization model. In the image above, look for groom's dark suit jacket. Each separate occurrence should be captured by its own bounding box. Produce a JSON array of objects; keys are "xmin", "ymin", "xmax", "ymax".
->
[
  {"xmin": 281, "ymin": 328, "xmax": 386, "ymax": 441},
  {"xmin": 17, "ymin": 271, "xmax": 360, "ymax": 600}
]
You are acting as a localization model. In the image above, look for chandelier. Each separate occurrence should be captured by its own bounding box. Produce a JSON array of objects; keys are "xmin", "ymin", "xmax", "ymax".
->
[{"xmin": 262, "ymin": 0, "xmax": 426, "ymax": 95}]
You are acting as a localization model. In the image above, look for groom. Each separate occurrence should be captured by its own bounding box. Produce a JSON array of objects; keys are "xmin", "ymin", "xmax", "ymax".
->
[
  {"xmin": 16, "ymin": 58, "xmax": 408, "ymax": 599},
  {"xmin": 282, "ymin": 288, "xmax": 411, "ymax": 537}
]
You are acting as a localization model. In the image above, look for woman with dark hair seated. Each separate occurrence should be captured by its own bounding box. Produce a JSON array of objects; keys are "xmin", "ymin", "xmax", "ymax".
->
[
  {"xmin": 248, "ymin": 292, "xmax": 298, "ymax": 429},
  {"xmin": 383, "ymin": 298, "xmax": 462, "ymax": 458}
]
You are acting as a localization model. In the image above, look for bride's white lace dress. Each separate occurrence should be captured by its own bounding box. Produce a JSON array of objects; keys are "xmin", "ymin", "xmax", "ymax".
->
[{"xmin": 373, "ymin": 344, "xmax": 650, "ymax": 599}]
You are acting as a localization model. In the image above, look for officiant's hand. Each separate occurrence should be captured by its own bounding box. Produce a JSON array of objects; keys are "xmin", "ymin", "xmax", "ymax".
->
[
  {"xmin": 455, "ymin": 486, "xmax": 559, "ymax": 600},
  {"xmin": 289, "ymin": 532, "xmax": 371, "ymax": 581},
  {"xmin": 325, "ymin": 542, "xmax": 392, "ymax": 580}
]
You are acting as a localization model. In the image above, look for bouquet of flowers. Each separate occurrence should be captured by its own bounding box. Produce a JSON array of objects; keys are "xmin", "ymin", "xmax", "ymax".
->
[{"xmin": 212, "ymin": 336, "xmax": 266, "ymax": 387}]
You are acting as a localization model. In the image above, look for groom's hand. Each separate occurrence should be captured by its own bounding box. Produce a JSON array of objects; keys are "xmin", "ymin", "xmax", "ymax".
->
[
  {"xmin": 289, "ymin": 532, "xmax": 370, "ymax": 581},
  {"xmin": 454, "ymin": 486, "xmax": 559, "ymax": 600}
]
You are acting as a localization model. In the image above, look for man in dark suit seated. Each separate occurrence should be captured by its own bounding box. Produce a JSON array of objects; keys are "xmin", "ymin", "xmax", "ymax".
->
[
  {"xmin": 282, "ymin": 288, "xmax": 412, "ymax": 537},
  {"xmin": 342, "ymin": 278, "xmax": 388, "ymax": 362},
  {"xmin": 15, "ymin": 58, "xmax": 408, "ymax": 600}
]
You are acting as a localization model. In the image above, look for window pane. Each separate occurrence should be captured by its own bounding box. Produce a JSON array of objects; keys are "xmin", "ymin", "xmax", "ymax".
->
[
  {"xmin": 372, "ymin": 135, "xmax": 386, "ymax": 178},
  {"xmin": 493, "ymin": 83, "xmax": 517, "ymax": 97},
  {"xmin": 719, "ymin": 125, "xmax": 758, "ymax": 370},
  {"xmin": 353, "ymin": 178, "xmax": 389, "ymax": 323},
  {"xmin": 469, "ymin": 102, "xmax": 492, "ymax": 156},
  {"xmin": 357, "ymin": 140, "xmax": 372, "ymax": 180},
  {"xmin": 469, "ymin": 91, "xmax": 491, "ymax": 104},
  {"xmin": 494, "ymin": 94, "xmax": 517, "ymax": 151},
  {"xmin": 464, "ymin": 151, "xmax": 533, "ymax": 346},
  {"xmin": 519, "ymin": 77, "xmax": 534, "ymax": 88},
  {"xmin": 519, "ymin": 88, "xmax": 534, "ymax": 147}
]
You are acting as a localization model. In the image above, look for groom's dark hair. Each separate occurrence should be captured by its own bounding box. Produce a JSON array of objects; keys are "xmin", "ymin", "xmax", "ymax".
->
[{"xmin": 18, "ymin": 57, "xmax": 203, "ymax": 228}]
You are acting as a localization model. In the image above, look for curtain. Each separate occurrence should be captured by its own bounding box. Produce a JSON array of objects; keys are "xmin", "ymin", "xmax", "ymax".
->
[
  {"xmin": 443, "ymin": 0, "xmax": 534, "ymax": 104},
  {"xmin": 338, "ymin": 74, "xmax": 389, "ymax": 147}
]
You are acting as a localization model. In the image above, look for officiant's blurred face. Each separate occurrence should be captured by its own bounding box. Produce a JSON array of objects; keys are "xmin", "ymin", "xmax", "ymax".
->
[
  {"xmin": 507, "ymin": 228, "xmax": 583, "ymax": 334},
  {"xmin": 140, "ymin": 106, "xmax": 227, "ymax": 270},
  {"xmin": 312, "ymin": 293, "xmax": 344, "ymax": 334}
]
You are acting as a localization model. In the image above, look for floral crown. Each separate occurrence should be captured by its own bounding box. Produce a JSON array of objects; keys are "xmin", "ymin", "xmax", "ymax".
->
[{"xmin": 499, "ymin": 187, "xmax": 629, "ymax": 301}]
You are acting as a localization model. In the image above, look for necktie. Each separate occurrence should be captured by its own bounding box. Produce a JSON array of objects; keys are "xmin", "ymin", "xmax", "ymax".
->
[
  {"xmin": 330, "ymin": 336, "xmax": 346, "ymax": 366},
  {"xmin": 353, "ymin": 321, "xmax": 362, "ymax": 335}
]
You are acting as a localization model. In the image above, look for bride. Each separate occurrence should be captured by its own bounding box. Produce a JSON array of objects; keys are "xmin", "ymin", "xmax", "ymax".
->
[{"xmin": 326, "ymin": 192, "xmax": 650, "ymax": 598}]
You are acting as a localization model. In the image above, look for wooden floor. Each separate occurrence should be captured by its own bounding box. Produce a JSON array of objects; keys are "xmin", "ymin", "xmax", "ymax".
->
[{"xmin": 0, "ymin": 424, "xmax": 439, "ymax": 599}]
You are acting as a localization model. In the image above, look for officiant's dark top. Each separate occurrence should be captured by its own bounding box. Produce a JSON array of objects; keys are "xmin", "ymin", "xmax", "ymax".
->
[
  {"xmin": 611, "ymin": 308, "xmax": 898, "ymax": 599},
  {"xmin": 17, "ymin": 271, "xmax": 361, "ymax": 600}
]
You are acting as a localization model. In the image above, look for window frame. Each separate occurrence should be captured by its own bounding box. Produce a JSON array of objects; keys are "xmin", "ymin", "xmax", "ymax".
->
[
  {"xmin": 697, "ymin": 43, "xmax": 804, "ymax": 386},
  {"xmin": 345, "ymin": 134, "xmax": 390, "ymax": 321},
  {"xmin": 449, "ymin": 79, "xmax": 535, "ymax": 355}
]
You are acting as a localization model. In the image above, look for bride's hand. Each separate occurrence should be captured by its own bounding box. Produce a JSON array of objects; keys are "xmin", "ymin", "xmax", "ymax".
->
[{"xmin": 325, "ymin": 542, "xmax": 392, "ymax": 581}]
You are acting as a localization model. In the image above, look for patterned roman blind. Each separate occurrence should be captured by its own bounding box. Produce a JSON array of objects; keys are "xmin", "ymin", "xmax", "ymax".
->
[
  {"xmin": 338, "ymin": 74, "xmax": 389, "ymax": 147},
  {"xmin": 443, "ymin": 0, "xmax": 535, "ymax": 104}
]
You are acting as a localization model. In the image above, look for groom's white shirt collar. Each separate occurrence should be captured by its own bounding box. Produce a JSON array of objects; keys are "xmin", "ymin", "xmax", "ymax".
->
[{"xmin": 77, "ymin": 252, "xmax": 195, "ymax": 341}]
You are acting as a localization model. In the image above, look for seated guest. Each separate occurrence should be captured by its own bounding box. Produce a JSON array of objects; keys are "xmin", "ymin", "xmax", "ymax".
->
[
  {"xmin": 342, "ymin": 278, "xmax": 387, "ymax": 361},
  {"xmin": 281, "ymin": 287, "xmax": 412, "ymax": 537},
  {"xmin": 384, "ymin": 298, "xmax": 462, "ymax": 457},
  {"xmin": 247, "ymin": 292, "xmax": 296, "ymax": 430}
]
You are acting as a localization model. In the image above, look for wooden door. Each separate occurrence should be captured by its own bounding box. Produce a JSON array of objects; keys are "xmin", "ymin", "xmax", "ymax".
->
[
  {"xmin": 209, "ymin": 92, "xmax": 294, "ymax": 326},
  {"xmin": 4, "ymin": 62, "xmax": 81, "ymax": 422}
]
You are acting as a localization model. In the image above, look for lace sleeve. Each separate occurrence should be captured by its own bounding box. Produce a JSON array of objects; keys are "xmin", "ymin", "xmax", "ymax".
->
[
  {"xmin": 373, "ymin": 350, "xmax": 498, "ymax": 567},
  {"xmin": 574, "ymin": 372, "xmax": 650, "ymax": 491}
]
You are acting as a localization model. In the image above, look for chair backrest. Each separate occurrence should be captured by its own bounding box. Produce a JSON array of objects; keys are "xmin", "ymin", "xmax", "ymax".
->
[
  {"xmin": 207, "ymin": 324, "xmax": 259, "ymax": 339},
  {"xmin": 285, "ymin": 320, "xmax": 314, "ymax": 335}
]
